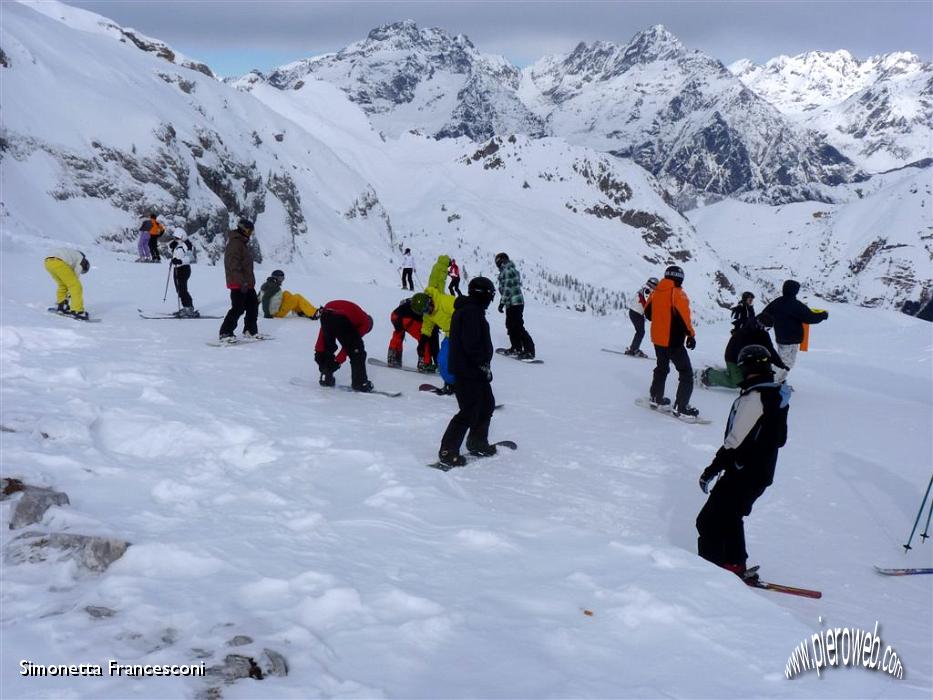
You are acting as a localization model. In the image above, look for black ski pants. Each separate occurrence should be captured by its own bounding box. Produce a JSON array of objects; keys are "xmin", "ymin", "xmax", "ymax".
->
[
  {"xmin": 315, "ymin": 312, "xmax": 368, "ymax": 388},
  {"xmin": 696, "ymin": 465, "xmax": 775, "ymax": 568},
  {"xmin": 148, "ymin": 236, "xmax": 161, "ymax": 262},
  {"xmin": 505, "ymin": 304, "xmax": 535, "ymax": 354},
  {"xmin": 628, "ymin": 309, "xmax": 645, "ymax": 351},
  {"xmin": 401, "ymin": 268, "xmax": 414, "ymax": 291},
  {"xmin": 650, "ymin": 344, "xmax": 693, "ymax": 408},
  {"xmin": 448, "ymin": 277, "xmax": 462, "ymax": 296},
  {"xmin": 440, "ymin": 377, "xmax": 495, "ymax": 454},
  {"xmin": 417, "ymin": 325, "xmax": 440, "ymax": 364},
  {"xmin": 219, "ymin": 288, "xmax": 259, "ymax": 337},
  {"xmin": 173, "ymin": 264, "xmax": 193, "ymax": 308}
]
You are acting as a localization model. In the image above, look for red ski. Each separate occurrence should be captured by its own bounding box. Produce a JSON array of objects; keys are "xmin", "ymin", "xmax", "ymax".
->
[{"xmin": 748, "ymin": 580, "xmax": 822, "ymax": 599}]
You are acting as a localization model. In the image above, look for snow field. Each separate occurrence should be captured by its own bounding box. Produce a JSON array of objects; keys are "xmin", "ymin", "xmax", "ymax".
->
[{"xmin": 2, "ymin": 244, "xmax": 930, "ymax": 698}]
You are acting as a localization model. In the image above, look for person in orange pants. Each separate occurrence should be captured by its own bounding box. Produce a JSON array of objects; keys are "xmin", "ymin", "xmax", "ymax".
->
[
  {"xmin": 44, "ymin": 248, "xmax": 90, "ymax": 320},
  {"xmin": 387, "ymin": 297, "xmax": 424, "ymax": 367},
  {"xmin": 259, "ymin": 270, "xmax": 319, "ymax": 319}
]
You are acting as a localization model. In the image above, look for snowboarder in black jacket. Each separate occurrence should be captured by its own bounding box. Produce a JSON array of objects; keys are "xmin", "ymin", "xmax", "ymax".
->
[
  {"xmin": 696, "ymin": 344, "xmax": 792, "ymax": 583},
  {"xmin": 730, "ymin": 291, "xmax": 755, "ymax": 331},
  {"xmin": 438, "ymin": 277, "xmax": 497, "ymax": 467},
  {"xmin": 761, "ymin": 280, "xmax": 828, "ymax": 382}
]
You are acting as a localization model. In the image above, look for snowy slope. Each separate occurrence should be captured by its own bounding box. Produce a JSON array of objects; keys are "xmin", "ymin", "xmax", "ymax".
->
[
  {"xmin": 732, "ymin": 51, "xmax": 932, "ymax": 172},
  {"xmin": 687, "ymin": 165, "xmax": 933, "ymax": 311},
  {"xmin": 2, "ymin": 243, "xmax": 931, "ymax": 699}
]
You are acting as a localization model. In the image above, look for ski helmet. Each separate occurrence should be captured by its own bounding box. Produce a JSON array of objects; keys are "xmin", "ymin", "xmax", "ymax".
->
[
  {"xmin": 494, "ymin": 252, "xmax": 509, "ymax": 268},
  {"xmin": 172, "ymin": 227, "xmax": 188, "ymax": 241},
  {"xmin": 646, "ymin": 277, "xmax": 659, "ymax": 289},
  {"xmin": 271, "ymin": 269, "xmax": 285, "ymax": 280},
  {"xmin": 410, "ymin": 293, "xmax": 431, "ymax": 315},
  {"xmin": 79, "ymin": 254, "xmax": 90, "ymax": 274},
  {"xmin": 741, "ymin": 291, "xmax": 755, "ymax": 302},
  {"xmin": 238, "ymin": 218, "xmax": 254, "ymax": 233},
  {"xmin": 664, "ymin": 265, "xmax": 684, "ymax": 282},
  {"xmin": 468, "ymin": 276, "xmax": 496, "ymax": 307},
  {"xmin": 737, "ymin": 344, "xmax": 773, "ymax": 376}
]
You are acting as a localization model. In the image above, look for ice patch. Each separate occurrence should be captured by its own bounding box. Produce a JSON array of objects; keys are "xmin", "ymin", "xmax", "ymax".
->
[
  {"xmin": 111, "ymin": 544, "xmax": 225, "ymax": 579},
  {"xmin": 455, "ymin": 528, "xmax": 516, "ymax": 551}
]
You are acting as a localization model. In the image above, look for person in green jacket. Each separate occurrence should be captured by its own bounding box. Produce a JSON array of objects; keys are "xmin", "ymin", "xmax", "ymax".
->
[{"xmin": 495, "ymin": 252, "xmax": 535, "ymax": 359}]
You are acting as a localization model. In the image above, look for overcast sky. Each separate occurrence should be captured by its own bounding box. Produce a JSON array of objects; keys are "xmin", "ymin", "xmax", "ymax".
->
[{"xmin": 67, "ymin": 0, "xmax": 933, "ymax": 77}]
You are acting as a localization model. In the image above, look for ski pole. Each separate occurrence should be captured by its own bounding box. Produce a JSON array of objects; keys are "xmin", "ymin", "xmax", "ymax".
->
[
  {"xmin": 921, "ymin": 493, "xmax": 933, "ymax": 543},
  {"xmin": 904, "ymin": 473, "xmax": 933, "ymax": 552},
  {"xmin": 162, "ymin": 260, "xmax": 173, "ymax": 302}
]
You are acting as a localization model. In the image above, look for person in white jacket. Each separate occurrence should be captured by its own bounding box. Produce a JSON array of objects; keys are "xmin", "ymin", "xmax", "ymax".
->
[
  {"xmin": 168, "ymin": 228, "xmax": 199, "ymax": 317},
  {"xmin": 44, "ymin": 248, "xmax": 90, "ymax": 319},
  {"xmin": 400, "ymin": 248, "xmax": 415, "ymax": 291},
  {"xmin": 625, "ymin": 277, "xmax": 658, "ymax": 357}
]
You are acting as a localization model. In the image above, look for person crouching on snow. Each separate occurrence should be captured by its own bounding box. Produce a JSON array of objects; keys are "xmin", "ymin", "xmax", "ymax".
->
[
  {"xmin": 314, "ymin": 300, "xmax": 374, "ymax": 393},
  {"xmin": 44, "ymin": 248, "xmax": 91, "ymax": 320}
]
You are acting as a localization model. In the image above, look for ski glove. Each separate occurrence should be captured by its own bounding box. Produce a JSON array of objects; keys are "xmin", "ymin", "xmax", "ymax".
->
[
  {"xmin": 497, "ymin": 302, "xmax": 505, "ymax": 313},
  {"xmin": 686, "ymin": 336, "xmax": 696, "ymax": 350},
  {"xmin": 171, "ymin": 258, "xmax": 181, "ymax": 266},
  {"xmin": 480, "ymin": 364, "xmax": 493, "ymax": 382},
  {"xmin": 699, "ymin": 468, "xmax": 720, "ymax": 494}
]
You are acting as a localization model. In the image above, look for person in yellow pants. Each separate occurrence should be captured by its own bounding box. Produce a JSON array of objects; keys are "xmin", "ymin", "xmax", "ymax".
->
[
  {"xmin": 45, "ymin": 248, "xmax": 90, "ymax": 320},
  {"xmin": 259, "ymin": 270, "xmax": 319, "ymax": 319}
]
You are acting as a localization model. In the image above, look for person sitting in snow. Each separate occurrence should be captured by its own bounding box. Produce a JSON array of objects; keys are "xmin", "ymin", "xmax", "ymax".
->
[
  {"xmin": 168, "ymin": 228, "xmax": 199, "ymax": 317},
  {"xmin": 259, "ymin": 270, "xmax": 319, "ymax": 320},
  {"xmin": 314, "ymin": 300, "xmax": 374, "ymax": 392},
  {"xmin": 699, "ymin": 313, "xmax": 788, "ymax": 389},
  {"xmin": 696, "ymin": 344, "xmax": 792, "ymax": 585},
  {"xmin": 44, "ymin": 247, "xmax": 91, "ymax": 320}
]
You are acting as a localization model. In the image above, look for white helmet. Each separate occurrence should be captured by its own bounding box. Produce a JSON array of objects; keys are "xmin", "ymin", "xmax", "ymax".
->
[{"xmin": 172, "ymin": 228, "xmax": 188, "ymax": 240}]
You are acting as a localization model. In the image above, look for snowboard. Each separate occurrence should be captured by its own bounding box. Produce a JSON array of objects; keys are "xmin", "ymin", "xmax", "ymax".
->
[
  {"xmin": 874, "ymin": 566, "xmax": 933, "ymax": 576},
  {"xmin": 747, "ymin": 579, "xmax": 822, "ymax": 599},
  {"xmin": 426, "ymin": 440, "xmax": 518, "ymax": 471},
  {"xmin": 368, "ymin": 358, "xmax": 432, "ymax": 373},
  {"xmin": 289, "ymin": 376, "xmax": 401, "ymax": 397},
  {"xmin": 495, "ymin": 349, "xmax": 543, "ymax": 364},
  {"xmin": 206, "ymin": 334, "xmax": 274, "ymax": 347},
  {"xmin": 47, "ymin": 308, "xmax": 101, "ymax": 323},
  {"xmin": 633, "ymin": 397, "xmax": 711, "ymax": 425},
  {"xmin": 601, "ymin": 347, "xmax": 652, "ymax": 360},
  {"xmin": 138, "ymin": 308, "xmax": 223, "ymax": 320}
]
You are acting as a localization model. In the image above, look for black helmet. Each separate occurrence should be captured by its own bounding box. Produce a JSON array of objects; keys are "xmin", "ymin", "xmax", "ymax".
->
[
  {"xmin": 271, "ymin": 269, "xmax": 285, "ymax": 280},
  {"xmin": 741, "ymin": 291, "xmax": 755, "ymax": 302},
  {"xmin": 737, "ymin": 344, "xmax": 773, "ymax": 376},
  {"xmin": 664, "ymin": 265, "xmax": 684, "ymax": 282},
  {"xmin": 468, "ymin": 276, "xmax": 496, "ymax": 306},
  {"xmin": 79, "ymin": 254, "xmax": 90, "ymax": 274},
  {"xmin": 494, "ymin": 252, "xmax": 509, "ymax": 268},
  {"xmin": 238, "ymin": 218, "xmax": 254, "ymax": 233},
  {"xmin": 646, "ymin": 277, "xmax": 659, "ymax": 289}
]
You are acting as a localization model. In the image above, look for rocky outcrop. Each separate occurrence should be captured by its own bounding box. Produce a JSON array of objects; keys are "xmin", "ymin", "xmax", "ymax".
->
[{"xmin": 6, "ymin": 531, "xmax": 129, "ymax": 573}]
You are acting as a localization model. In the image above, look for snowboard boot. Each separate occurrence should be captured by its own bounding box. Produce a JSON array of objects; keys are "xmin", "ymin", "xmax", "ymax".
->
[
  {"xmin": 352, "ymin": 380, "xmax": 374, "ymax": 393},
  {"xmin": 386, "ymin": 348, "xmax": 402, "ymax": 368},
  {"xmin": 319, "ymin": 372, "xmax": 336, "ymax": 387},
  {"xmin": 649, "ymin": 396, "xmax": 671, "ymax": 410},
  {"xmin": 440, "ymin": 383, "xmax": 455, "ymax": 395},
  {"xmin": 516, "ymin": 351, "xmax": 536, "ymax": 360},
  {"xmin": 69, "ymin": 310, "xmax": 89, "ymax": 321},
  {"xmin": 218, "ymin": 334, "xmax": 237, "ymax": 345},
  {"xmin": 417, "ymin": 360, "xmax": 437, "ymax": 373},
  {"xmin": 56, "ymin": 300, "xmax": 70, "ymax": 314},
  {"xmin": 467, "ymin": 442, "xmax": 497, "ymax": 458},
  {"xmin": 672, "ymin": 404, "xmax": 700, "ymax": 419},
  {"xmin": 499, "ymin": 348, "xmax": 519, "ymax": 356},
  {"xmin": 438, "ymin": 450, "xmax": 467, "ymax": 468}
]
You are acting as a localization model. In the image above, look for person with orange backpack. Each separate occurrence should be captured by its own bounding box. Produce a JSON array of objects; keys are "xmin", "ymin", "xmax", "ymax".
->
[
  {"xmin": 139, "ymin": 213, "xmax": 165, "ymax": 263},
  {"xmin": 644, "ymin": 265, "xmax": 699, "ymax": 418}
]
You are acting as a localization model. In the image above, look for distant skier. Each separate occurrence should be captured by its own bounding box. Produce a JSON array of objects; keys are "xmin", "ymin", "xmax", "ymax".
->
[
  {"xmin": 142, "ymin": 213, "xmax": 165, "ymax": 263},
  {"xmin": 44, "ymin": 247, "xmax": 90, "ymax": 320},
  {"xmin": 438, "ymin": 277, "xmax": 498, "ymax": 467},
  {"xmin": 259, "ymin": 270, "xmax": 319, "ymax": 319},
  {"xmin": 761, "ymin": 280, "xmax": 829, "ymax": 383},
  {"xmin": 168, "ymin": 228, "xmax": 198, "ymax": 317},
  {"xmin": 136, "ymin": 213, "xmax": 159, "ymax": 262},
  {"xmin": 625, "ymin": 276, "xmax": 658, "ymax": 357},
  {"xmin": 218, "ymin": 218, "xmax": 260, "ymax": 343},
  {"xmin": 314, "ymin": 300, "xmax": 374, "ymax": 392},
  {"xmin": 448, "ymin": 258, "xmax": 462, "ymax": 296},
  {"xmin": 411, "ymin": 287, "xmax": 456, "ymax": 382},
  {"xmin": 495, "ymin": 252, "xmax": 535, "ymax": 359},
  {"xmin": 731, "ymin": 292, "xmax": 756, "ymax": 331},
  {"xmin": 696, "ymin": 344, "xmax": 792, "ymax": 583},
  {"xmin": 699, "ymin": 313, "xmax": 788, "ymax": 389},
  {"xmin": 644, "ymin": 265, "xmax": 698, "ymax": 417},
  {"xmin": 387, "ymin": 297, "xmax": 424, "ymax": 367},
  {"xmin": 400, "ymin": 248, "xmax": 415, "ymax": 291}
]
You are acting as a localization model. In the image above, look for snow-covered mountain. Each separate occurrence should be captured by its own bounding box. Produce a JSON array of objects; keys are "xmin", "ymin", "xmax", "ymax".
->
[{"xmin": 732, "ymin": 50, "xmax": 933, "ymax": 172}]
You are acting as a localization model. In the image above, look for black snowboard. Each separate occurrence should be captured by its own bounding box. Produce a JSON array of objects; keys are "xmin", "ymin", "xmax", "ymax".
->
[{"xmin": 426, "ymin": 440, "xmax": 518, "ymax": 471}]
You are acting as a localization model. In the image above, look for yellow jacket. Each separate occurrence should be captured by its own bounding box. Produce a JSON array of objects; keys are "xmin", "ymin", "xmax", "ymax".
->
[{"xmin": 421, "ymin": 286, "xmax": 455, "ymax": 337}]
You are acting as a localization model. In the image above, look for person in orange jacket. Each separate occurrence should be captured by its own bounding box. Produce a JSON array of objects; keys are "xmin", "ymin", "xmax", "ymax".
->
[
  {"xmin": 143, "ymin": 213, "xmax": 165, "ymax": 262},
  {"xmin": 644, "ymin": 265, "xmax": 699, "ymax": 418}
]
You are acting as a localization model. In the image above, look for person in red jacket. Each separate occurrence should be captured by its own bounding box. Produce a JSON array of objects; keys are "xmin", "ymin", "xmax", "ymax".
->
[
  {"xmin": 644, "ymin": 265, "xmax": 699, "ymax": 418},
  {"xmin": 447, "ymin": 258, "xmax": 462, "ymax": 296},
  {"xmin": 314, "ymin": 300, "xmax": 374, "ymax": 392}
]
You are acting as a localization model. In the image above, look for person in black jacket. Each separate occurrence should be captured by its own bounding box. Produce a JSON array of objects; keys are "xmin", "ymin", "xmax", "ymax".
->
[
  {"xmin": 730, "ymin": 291, "xmax": 755, "ymax": 331},
  {"xmin": 438, "ymin": 276, "xmax": 497, "ymax": 467},
  {"xmin": 696, "ymin": 344, "xmax": 792, "ymax": 583},
  {"xmin": 761, "ymin": 280, "xmax": 828, "ymax": 382},
  {"xmin": 699, "ymin": 313, "xmax": 788, "ymax": 389}
]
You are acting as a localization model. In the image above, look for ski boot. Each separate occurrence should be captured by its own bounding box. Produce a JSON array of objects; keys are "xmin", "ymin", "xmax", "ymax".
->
[
  {"xmin": 632, "ymin": 349, "xmax": 648, "ymax": 358},
  {"xmin": 352, "ymin": 380, "xmax": 374, "ymax": 393},
  {"xmin": 623, "ymin": 347, "xmax": 636, "ymax": 356},
  {"xmin": 672, "ymin": 404, "xmax": 700, "ymax": 419},
  {"xmin": 438, "ymin": 450, "xmax": 467, "ymax": 468},
  {"xmin": 386, "ymin": 349, "xmax": 402, "ymax": 368}
]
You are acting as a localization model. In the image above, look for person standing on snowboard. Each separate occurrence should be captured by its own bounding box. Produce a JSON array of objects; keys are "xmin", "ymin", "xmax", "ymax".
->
[
  {"xmin": 44, "ymin": 247, "xmax": 90, "ymax": 320},
  {"xmin": 761, "ymin": 280, "xmax": 829, "ymax": 383},
  {"xmin": 696, "ymin": 344, "xmax": 792, "ymax": 584},
  {"xmin": 495, "ymin": 252, "xmax": 535, "ymax": 359},
  {"xmin": 315, "ymin": 300, "xmax": 374, "ymax": 393},
  {"xmin": 218, "ymin": 218, "xmax": 260, "ymax": 343},
  {"xmin": 438, "ymin": 277, "xmax": 498, "ymax": 467},
  {"xmin": 625, "ymin": 276, "xmax": 658, "ymax": 357}
]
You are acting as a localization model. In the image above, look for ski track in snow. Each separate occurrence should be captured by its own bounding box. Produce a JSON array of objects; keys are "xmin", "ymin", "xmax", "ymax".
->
[{"xmin": 1, "ymin": 251, "xmax": 931, "ymax": 699}]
